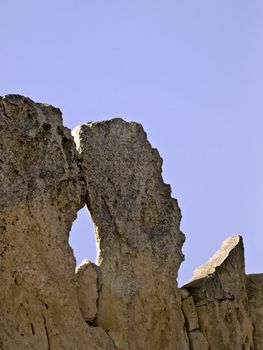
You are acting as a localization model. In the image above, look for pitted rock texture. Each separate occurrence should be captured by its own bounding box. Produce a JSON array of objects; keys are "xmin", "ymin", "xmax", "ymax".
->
[
  {"xmin": 184, "ymin": 235, "xmax": 254, "ymax": 350},
  {"xmin": 181, "ymin": 296, "xmax": 199, "ymax": 332},
  {"xmin": 247, "ymin": 274, "xmax": 263, "ymax": 350},
  {"xmin": 76, "ymin": 259, "xmax": 99, "ymax": 324},
  {"xmin": 0, "ymin": 95, "xmax": 262, "ymax": 350},
  {"xmin": 188, "ymin": 330, "xmax": 209, "ymax": 350},
  {"xmin": 0, "ymin": 95, "xmax": 114, "ymax": 350},
  {"xmin": 73, "ymin": 119, "xmax": 188, "ymax": 350}
]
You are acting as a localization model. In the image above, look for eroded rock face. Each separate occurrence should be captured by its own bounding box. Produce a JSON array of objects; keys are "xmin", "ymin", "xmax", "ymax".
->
[
  {"xmin": 247, "ymin": 274, "xmax": 263, "ymax": 350},
  {"xmin": 188, "ymin": 330, "xmax": 209, "ymax": 350},
  {"xmin": 184, "ymin": 236, "xmax": 254, "ymax": 350},
  {"xmin": 76, "ymin": 259, "xmax": 99, "ymax": 324},
  {"xmin": 74, "ymin": 119, "xmax": 189, "ymax": 350},
  {"xmin": 0, "ymin": 95, "xmax": 262, "ymax": 350},
  {"xmin": 0, "ymin": 95, "xmax": 114, "ymax": 350},
  {"xmin": 181, "ymin": 296, "xmax": 199, "ymax": 332}
]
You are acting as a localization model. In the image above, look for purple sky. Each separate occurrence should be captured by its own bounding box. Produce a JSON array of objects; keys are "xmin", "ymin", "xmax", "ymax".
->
[{"xmin": 1, "ymin": 1, "xmax": 263, "ymax": 285}]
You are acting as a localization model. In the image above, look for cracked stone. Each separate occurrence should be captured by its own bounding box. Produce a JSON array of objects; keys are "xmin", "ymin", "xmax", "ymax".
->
[{"xmin": 74, "ymin": 118, "xmax": 188, "ymax": 350}]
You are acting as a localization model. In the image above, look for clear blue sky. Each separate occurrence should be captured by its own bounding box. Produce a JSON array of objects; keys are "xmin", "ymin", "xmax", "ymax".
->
[{"xmin": 1, "ymin": 1, "xmax": 263, "ymax": 285}]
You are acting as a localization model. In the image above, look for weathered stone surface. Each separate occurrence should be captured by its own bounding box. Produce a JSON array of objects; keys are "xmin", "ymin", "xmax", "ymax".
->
[
  {"xmin": 180, "ymin": 287, "xmax": 190, "ymax": 300},
  {"xmin": 188, "ymin": 330, "xmax": 209, "ymax": 350},
  {"xmin": 0, "ymin": 95, "xmax": 115, "ymax": 350},
  {"xmin": 74, "ymin": 119, "xmax": 189, "ymax": 350},
  {"xmin": 181, "ymin": 296, "xmax": 199, "ymax": 332},
  {"xmin": 184, "ymin": 235, "xmax": 254, "ymax": 349},
  {"xmin": 76, "ymin": 259, "xmax": 98, "ymax": 323},
  {"xmin": 1, "ymin": 95, "xmax": 263, "ymax": 350},
  {"xmin": 247, "ymin": 274, "xmax": 263, "ymax": 350}
]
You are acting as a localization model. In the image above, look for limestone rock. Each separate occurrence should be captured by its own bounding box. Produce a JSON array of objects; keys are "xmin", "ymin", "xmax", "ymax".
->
[
  {"xmin": 247, "ymin": 274, "xmax": 263, "ymax": 350},
  {"xmin": 180, "ymin": 287, "xmax": 190, "ymax": 300},
  {"xmin": 1, "ymin": 95, "xmax": 263, "ymax": 350},
  {"xmin": 76, "ymin": 259, "xmax": 99, "ymax": 323},
  {"xmin": 74, "ymin": 119, "xmax": 189, "ymax": 350},
  {"xmin": 184, "ymin": 235, "xmax": 254, "ymax": 349},
  {"xmin": 181, "ymin": 296, "xmax": 199, "ymax": 332},
  {"xmin": 188, "ymin": 330, "xmax": 209, "ymax": 350},
  {"xmin": 0, "ymin": 95, "xmax": 115, "ymax": 350}
]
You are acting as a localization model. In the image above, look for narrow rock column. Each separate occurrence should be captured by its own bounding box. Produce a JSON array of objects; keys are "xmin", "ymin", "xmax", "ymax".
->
[{"xmin": 74, "ymin": 118, "xmax": 189, "ymax": 350}]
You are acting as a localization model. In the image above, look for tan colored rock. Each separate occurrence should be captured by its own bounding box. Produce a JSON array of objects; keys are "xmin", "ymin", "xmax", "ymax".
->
[
  {"xmin": 76, "ymin": 259, "xmax": 98, "ymax": 323},
  {"xmin": 74, "ymin": 119, "xmax": 189, "ymax": 350},
  {"xmin": 0, "ymin": 95, "xmax": 115, "ymax": 350},
  {"xmin": 247, "ymin": 273, "xmax": 263, "ymax": 350},
  {"xmin": 181, "ymin": 296, "xmax": 199, "ymax": 332},
  {"xmin": 1, "ymin": 95, "xmax": 263, "ymax": 350},
  {"xmin": 180, "ymin": 287, "xmax": 190, "ymax": 300},
  {"xmin": 184, "ymin": 235, "xmax": 254, "ymax": 350},
  {"xmin": 188, "ymin": 330, "xmax": 209, "ymax": 350}
]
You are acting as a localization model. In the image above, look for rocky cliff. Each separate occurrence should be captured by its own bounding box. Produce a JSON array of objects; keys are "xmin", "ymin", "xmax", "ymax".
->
[{"xmin": 0, "ymin": 95, "xmax": 262, "ymax": 350}]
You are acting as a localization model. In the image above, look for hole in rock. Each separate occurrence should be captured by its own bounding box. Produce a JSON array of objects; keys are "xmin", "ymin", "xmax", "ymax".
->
[{"xmin": 69, "ymin": 207, "xmax": 97, "ymax": 266}]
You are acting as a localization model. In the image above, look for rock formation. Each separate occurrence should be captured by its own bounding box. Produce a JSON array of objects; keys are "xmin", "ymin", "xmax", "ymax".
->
[
  {"xmin": 0, "ymin": 95, "xmax": 115, "ymax": 350},
  {"xmin": 0, "ymin": 95, "xmax": 262, "ymax": 350},
  {"xmin": 247, "ymin": 274, "xmax": 263, "ymax": 350},
  {"xmin": 183, "ymin": 236, "xmax": 254, "ymax": 349},
  {"xmin": 73, "ymin": 119, "xmax": 188, "ymax": 349}
]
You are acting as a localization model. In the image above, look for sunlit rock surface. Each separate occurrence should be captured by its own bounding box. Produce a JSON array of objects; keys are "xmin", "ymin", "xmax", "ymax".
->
[
  {"xmin": 73, "ymin": 119, "xmax": 188, "ymax": 350},
  {"xmin": 184, "ymin": 236, "xmax": 254, "ymax": 349},
  {"xmin": 0, "ymin": 95, "xmax": 114, "ymax": 350},
  {"xmin": 0, "ymin": 95, "xmax": 261, "ymax": 350}
]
